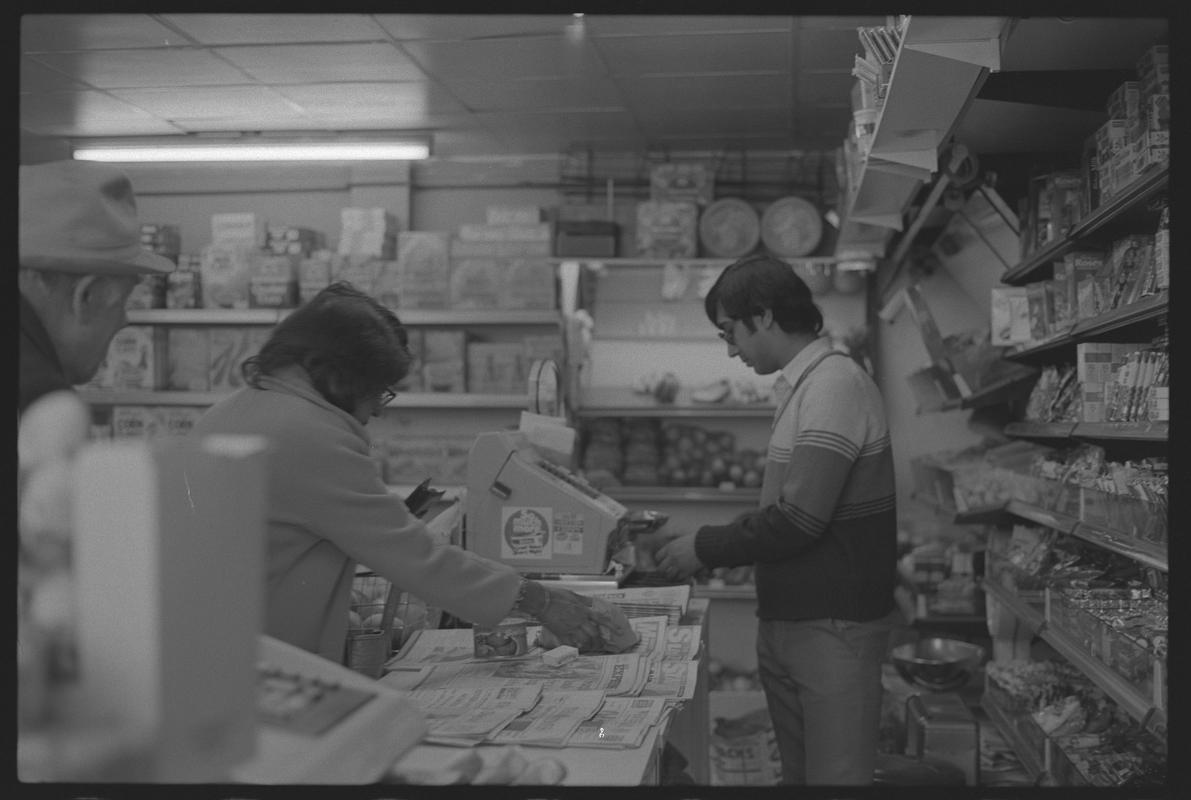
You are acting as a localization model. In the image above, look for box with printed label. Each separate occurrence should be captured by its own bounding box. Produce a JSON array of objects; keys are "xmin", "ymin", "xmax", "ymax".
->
[
  {"xmin": 1077, "ymin": 343, "xmax": 1146, "ymax": 422},
  {"xmin": 159, "ymin": 407, "xmax": 205, "ymax": 438},
  {"xmin": 165, "ymin": 327, "xmax": 210, "ymax": 391},
  {"xmin": 1025, "ymin": 283, "xmax": 1050, "ymax": 342},
  {"xmin": 449, "ymin": 238, "xmax": 553, "ymax": 258},
  {"xmin": 208, "ymin": 327, "xmax": 270, "ymax": 394},
  {"xmin": 126, "ymin": 274, "xmax": 167, "ymax": 310},
  {"xmin": 211, "ymin": 212, "xmax": 266, "ymax": 247},
  {"xmin": 421, "ymin": 330, "xmax": 467, "ymax": 393},
  {"xmin": 498, "ymin": 258, "xmax": 556, "ymax": 310},
  {"xmin": 466, "ymin": 342, "xmax": 527, "ymax": 394},
  {"xmin": 394, "ymin": 329, "xmax": 424, "ymax": 393},
  {"xmin": 1105, "ymin": 81, "xmax": 1140, "ymax": 124},
  {"xmin": 448, "ymin": 258, "xmax": 502, "ymax": 309},
  {"xmin": 200, "ymin": 243, "xmax": 257, "ymax": 309},
  {"xmin": 93, "ymin": 326, "xmax": 167, "ymax": 390},
  {"xmin": 636, "ymin": 201, "xmax": 698, "ymax": 258},
  {"xmin": 394, "ymin": 231, "xmax": 450, "ymax": 309},
  {"xmin": 338, "ymin": 207, "xmax": 398, "ymax": 259},
  {"xmin": 332, "ymin": 254, "xmax": 385, "ymax": 295},
  {"xmin": 166, "ymin": 266, "xmax": 201, "ymax": 309},
  {"xmin": 650, "ymin": 162, "xmax": 715, "ymax": 206},
  {"xmin": 486, "ymin": 205, "xmax": 544, "ymax": 226},
  {"xmin": 989, "ymin": 287, "xmax": 1030, "ymax": 346},
  {"xmin": 1094, "ymin": 119, "xmax": 1128, "ymax": 165},
  {"xmin": 458, "ymin": 223, "xmax": 553, "ymax": 243},
  {"xmin": 248, "ymin": 254, "xmax": 299, "ymax": 308},
  {"xmin": 111, "ymin": 405, "xmax": 167, "ymax": 439}
]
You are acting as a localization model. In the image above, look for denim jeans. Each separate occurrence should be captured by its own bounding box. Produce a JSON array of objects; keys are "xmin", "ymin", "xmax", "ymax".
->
[{"xmin": 756, "ymin": 612, "xmax": 895, "ymax": 785}]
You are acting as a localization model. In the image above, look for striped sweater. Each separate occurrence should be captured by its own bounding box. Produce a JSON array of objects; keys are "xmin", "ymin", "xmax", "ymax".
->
[{"xmin": 694, "ymin": 336, "xmax": 897, "ymax": 622}]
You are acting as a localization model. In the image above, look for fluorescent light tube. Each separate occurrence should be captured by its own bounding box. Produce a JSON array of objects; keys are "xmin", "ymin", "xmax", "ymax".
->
[{"xmin": 73, "ymin": 141, "xmax": 430, "ymax": 163}]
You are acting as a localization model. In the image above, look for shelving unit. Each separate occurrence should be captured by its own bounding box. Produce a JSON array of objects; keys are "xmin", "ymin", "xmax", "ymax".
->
[
  {"xmin": 81, "ymin": 389, "xmax": 532, "ymax": 410},
  {"xmin": 575, "ymin": 387, "xmax": 774, "ymax": 419}
]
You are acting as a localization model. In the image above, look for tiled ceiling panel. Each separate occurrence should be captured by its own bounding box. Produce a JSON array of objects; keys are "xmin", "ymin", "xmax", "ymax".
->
[
  {"xmin": 21, "ymin": 91, "xmax": 181, "ymax": 135},
  {"xmin": 374, "ymin": 14, "xmax": 577, "ymax": 41},
  {"xmin": 443, "ymin": 76, "xmax": 625, "ymax": 111},
  {"xmin": 399, "ymin": 35, "xmax": 608, "ymax": 80},
  {"xmin": 620, "ymin": 74, "xmax": 791, "ymax": 110},
  {"xmin": 159, "ymin": 13, "xmax": 389, "ymax": 45},
  {"xmin": 30, "ymin": 48, "xmax": 252, "ymax": 89},
  {"xmin": 584, "ymin": 15, "xmax": 794, "ymax": 35},
  {"xmin": 20, "ymin": 59, "xmax": 90, "ymax": 93},
  {"xmin": 109, "ymin": 86, "xmax": 308, "ymax": 120},
  {"xmin": 594, "ymin": 32, "xmax": 791, "ymax": 75},
  {"xmin": 274, "ymin": 82, "xmax": 469, "ymax": 121},
  {"xmin": 214, "ymin": 43, "xmax": 426, "ymax": 83},
  {"xmin": 21, "ymin": 14, "xmax": 191, "ymax": 51}
]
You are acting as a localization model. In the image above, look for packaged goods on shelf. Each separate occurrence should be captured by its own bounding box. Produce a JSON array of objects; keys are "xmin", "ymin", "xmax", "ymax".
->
[
  {"xmin": 211, "ymin": 212, "xmax": 266, "ymax": 248},
  {"xmin": 208, "ymin": 327, "xmax": 270, "ymax": 393},
  {"xmin": 1024, "ymin": 283, "xmax": 1050, "ymax": 342},
  {"xmin": 394, "ymin": 329, "xmax": 423, "ymax": 393},
  {"xmin": 393, "ymin": 231, "xmax": 450, "ymax": 309},
  {"xmin": 338, "ymin": 207, "xmax": 398, "ymax": 259},
  {"xmin": 649, "ymin": 162, "xmax": 714, "ymax": 207},
  {"xmin": 990, "ymin": 287, "xmax": 1031, "ymax": 345},
  {"xmin": 84, "ymin": 325, "xmax": 167, "ymax": 391},
  {"xmin": 421, "ymin": 330, "xmax": 467, "ymax": 393},
  {"xmin": 164, "ymin": 327, "xmax": 211, "ymax": 392},
  {"xmin": 466, "ymin": 342, "xmax": 527, "ymax": 394},
  {"xmin": 635, "ymin": 200, "xmax": 698, "ymax": 258},
  {"xmin": 298, "ymin": 250, "xmax": 334, "ymax": 302},
  {"xmin": 199, "ymin": 242, "xmax": 257, "ymax": 309},
  {"xmin": 498, "ymin": 258, "xmax": 556, "ymax": 310},
  {"xmin": 139, "ymin": 223, "xmax": 181, "ymax": 259},
  {"xmin": 1023, "ymin": 365, "xmax": 1079, "ymax": 423},
  {"xmin": 126, "ymin": 274, "xmax": 167, "ymax": 310},
  {"xmin": 448, "ymin": 258, "xmax": 501, "ymax": 309},
  {"xmin": 579, "ymin": 418, "xmax": 624, "ymax": 488},
  {"xmin": 485, "ymin": 205, "xmax": 544, "ymax": 226},
  {"xmin": 248, "ymin": 253, "xmax": 299, "ymax": 309},
  {"xmin": 1152, "ymin": 205, "xmax": 1168, "ymax": 291},
  {"xmin": 457, "ymin": 222, "xmax": 552, "ymax": 243},
  {"xmin": 264, "ymin": 225, "xmax": 322, "ymax": 257},
  {"xmin": 333, "ymin": 253, "xmax": 388, "ymax": 296},
  {"xmin": 166, "ymin": 256, "xmax": 202, "ymax": 309},
  {"xmin": 1076, "ymin": 343, "xmax": 1147, "ymax": 423},
  {"xmin": 111, "ymin": 405, "xmax": 166, "ymax": 438},
  {"xmin": 375, "ymin": 436, "xmax": 471, "ymax": 486},
  {"xmin": 450, "ymin": 237, "xmax": 553, "ymax": 258}
]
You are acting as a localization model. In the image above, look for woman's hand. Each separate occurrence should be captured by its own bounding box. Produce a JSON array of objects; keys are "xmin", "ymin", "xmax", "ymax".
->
[{"xmin": 516, "ymin": 580, "xmax": 637, "ymax": 653}]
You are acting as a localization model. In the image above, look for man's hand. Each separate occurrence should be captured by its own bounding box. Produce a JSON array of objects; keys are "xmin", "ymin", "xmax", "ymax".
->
[
  {"xmin": 633, "ymin": 523, "xmax": 685, "ymax": 570},
  {"xmin": 654, "ymin": 533, "xmax": 704, "ymax": 581}
]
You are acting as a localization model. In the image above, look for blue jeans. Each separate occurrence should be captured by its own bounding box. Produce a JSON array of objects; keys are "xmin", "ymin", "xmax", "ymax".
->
[{"xmin": 756, "ymin": 612, "xmax": 895, "ymax": 785}]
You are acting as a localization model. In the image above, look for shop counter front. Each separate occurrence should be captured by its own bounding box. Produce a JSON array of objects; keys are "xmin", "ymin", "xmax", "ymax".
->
[{"xmin": 383, "ymin": 597, "xmax": 710, "ymax": 787}]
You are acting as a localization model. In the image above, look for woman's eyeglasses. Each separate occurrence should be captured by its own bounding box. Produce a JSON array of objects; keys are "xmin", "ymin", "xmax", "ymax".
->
[{"xmin": 379, "ymin": 386, "xmax": 398, "ymax": 406}]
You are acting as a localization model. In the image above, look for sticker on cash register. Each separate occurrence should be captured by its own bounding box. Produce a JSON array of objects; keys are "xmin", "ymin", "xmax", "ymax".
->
[
  {"xmin": 551, "ymin": 511, "xmax": 584, "ymax": 555},
  {"xmin": 501, "ymin": 507, "xmax": 552, "ymax": 558}
]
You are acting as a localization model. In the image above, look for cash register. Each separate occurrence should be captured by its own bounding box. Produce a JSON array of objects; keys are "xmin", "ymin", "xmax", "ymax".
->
[{"xmin": 464, "ymin": 429, "xmax": 666, "ymax": 584}]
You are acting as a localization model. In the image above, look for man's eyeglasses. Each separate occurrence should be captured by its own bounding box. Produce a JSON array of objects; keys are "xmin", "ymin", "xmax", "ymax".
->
[{"xmin": 716, "ymin": 319, "xmax": 738, "ymax": 346}]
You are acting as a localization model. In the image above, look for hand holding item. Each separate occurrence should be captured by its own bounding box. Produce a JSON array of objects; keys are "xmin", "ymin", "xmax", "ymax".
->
[
  {"xmin": 655, "ymin": 533, "xmax": 704, "ymax": 581},
  {"xmin": 523, "ymin": 581, "xmax": 639, "ymax": 654},
  {"xmin": 633, "ymin": 522, "xmax": 686, "ymax": 569}
]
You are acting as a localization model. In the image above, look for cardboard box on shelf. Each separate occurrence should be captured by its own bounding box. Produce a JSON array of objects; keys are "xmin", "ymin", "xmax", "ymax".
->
[
  {"xmin": 635, "ymin": 200, "xmax": 698, "ymax": 258},
  {"xmin": 990, "ymin": 286, "xmax": 1031, "ymax": 346},
  {"xmin": 248, "ymin": 254, "xmax": 299, "ymax": 309},
  {"xmin": 485, "ymin": 205, "xmax": 544, "ymax": 226},
  {"xmin": 126, "ymin": 274, "xmax": 167, "ymax": 310},
  {"xmin": 650, "ymin": 162, "xmax": 715, "ymax": 206},
  {"xmin": 111, "ymin": 405, "xmax": 167, "ymax": 439},
  {"xmin": 166, "ymin": 260, "xmax": 202, "ymax": 309},
  {"xmin": 298, "ymin": 251, "xmax": 334, "ymax": 302},
  {"xmin": 90, "ymin": 326, "xmax": 167, "ymax": 390},
  {"xmin": 338, "ymin": 207, "xmax": 398, "ymax": 259},
  {"xmin": 1106, "ymin": 81, "xmax": 1140, "ymax": 124},
  {"xmin": 165, "ymin": 327, "xmax": 210, "ymax": 392},
  {"xmin": 448, "ymin": 258, "xmax": 502, "ymax": 309},
  {"xmin": 211, "ymin": 212, "xmax": 266, "ymax": 248},
  {"xmin": 498, "ymin": 258, "xmax": 556, "ymax": 310},
  {"xmin": 200, "ymin": 243, "xmax": 257, "ymax": 310},
  {"xmin": 159, "ymin": 407, "xmax": 205, "ymax": 438},
  {"xmin": 466, "ymin": 342, "xmax": 527, "ymax": 394},
  {"xmin": 393, "ymin": 232, "xmax": 451, "ymax": 309},
  {"xmin": 333, "ymin": 254, "xmax": 387, "ymax": 295},
  {"xmin": 421, "ymin": 330, "xmax": 467, "ymax": 393}
]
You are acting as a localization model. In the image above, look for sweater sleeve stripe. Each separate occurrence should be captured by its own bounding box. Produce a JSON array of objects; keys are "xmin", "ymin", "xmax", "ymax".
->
[
  {"xmin": 835, "ymin": 495, "xmax": 896, "ymax": 519},
  {"xmin": 794, "ymin": 429, "xmax": 860, "ymax": 460}
]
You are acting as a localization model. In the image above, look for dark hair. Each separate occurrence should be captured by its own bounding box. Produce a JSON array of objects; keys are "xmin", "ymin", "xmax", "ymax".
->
[
  {"xmin": 703, "ymin": 254, "xmax": 823, "ymax": 336},
  {"xmin": 242, "ymin": 281, "xmax": 411, "ymax": 414}
]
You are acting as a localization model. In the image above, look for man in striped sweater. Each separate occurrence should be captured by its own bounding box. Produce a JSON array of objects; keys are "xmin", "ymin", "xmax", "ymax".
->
[{"xmin": 647, "ymin": 254, "xmax": 898, "ymax": 785}]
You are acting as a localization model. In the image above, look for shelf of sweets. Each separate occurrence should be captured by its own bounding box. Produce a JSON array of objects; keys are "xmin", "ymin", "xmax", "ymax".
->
[
  {"xmin": 1005, "ymin": 291, "xmax": 1168, "ymax": 361},
  {"xmin": 547, "ymin": 256, "xmax": 835, "ymax": 268},
  {"xmin": 80, "ymin": 389, "xmax": 531, "ymax": 409},
  {"xmin": 979, "ymin": 693, "xmax": 1050, "ymax": 785},
  {"xmin": 1005, "ymin": 421, "xmax": 1168, "ymax": 444},
  {"xmin": 1000, "ymin": 166, "xmax": 1169, "ymax": 286},
  {"xmin": 125, "ymin": 308, "xmax": 561, "ymax": 326},
  {"xmin": 1003, "ymin": 499, "xmax": 1166, "ymax": 572},
  {"xmin": 981, "ymin": 578, "xmax": 1047, "ymax": 634}
]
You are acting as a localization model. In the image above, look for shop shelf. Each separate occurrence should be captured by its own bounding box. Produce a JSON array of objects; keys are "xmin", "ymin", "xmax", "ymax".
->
[
  {"xmin": 1004, "ymin": 332, "xmax": 1076, "ymax": 361},
  {"xmin": 126, "ymin": 308, "xmax": 285, "ymax": 325},
  {"xmin": 1069, "ymin": 521, "xmax": 1167, "ymax": 573},
  {"xmin": 1068, "ymin": 291, "xmax": 1168, "ymax": 341},
  {"xmin": 1070, "ymin": 421, "xmax": 1168, "ymax": 443},
  {"xmin": 980, "ymin": 693, "xmax": 1048, "ymax": 783},
  {"xmin": 603, "ymin": 486, "xmax": 761, "ymax": 505},
  {"xmin": 575, "ymin": 386, "xmax": 775, "ymax": 418},
  {"xmin": 1004, "ymin": 499, "xmax": 1079, "ymax": 535},
  {"xmin": 79, "ymin": 390, "xmax": 219, "ymax": 406},
  {"xmin": 980, "ymin": 579, "xmax": 1046, "ymax": 634},
  {"xmin": 1001, "ymin": 237, "xmax": 1072, "ymax": 286},
  {"xmin": 1003, "ymin": 422, "xmax": 1078, "ymax": 440},
  {"xmin": 125, "ymin": 307, "xmax": 561, "ymax": 327}
]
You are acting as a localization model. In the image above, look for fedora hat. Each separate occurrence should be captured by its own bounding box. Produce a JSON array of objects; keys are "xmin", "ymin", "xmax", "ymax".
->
[{"xmin": 20, "ymin": 160, "xmax": 175, "ymax": 275}]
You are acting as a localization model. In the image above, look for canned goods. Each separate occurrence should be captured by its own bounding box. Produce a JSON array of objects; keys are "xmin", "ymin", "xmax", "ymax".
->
[{"xmin": 473, "ymin": 618, "xmax": 529, "ymax": 659}]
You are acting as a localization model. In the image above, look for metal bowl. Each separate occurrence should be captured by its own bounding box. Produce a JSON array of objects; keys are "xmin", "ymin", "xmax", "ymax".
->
[{"xmin": 891, "ymin": 638, "xmax": 984, "ymax": 690}]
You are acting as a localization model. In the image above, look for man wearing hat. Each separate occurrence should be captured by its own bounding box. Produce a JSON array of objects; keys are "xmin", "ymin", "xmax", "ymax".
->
[{"xmin": 19, "ymin": 160, "xmax": 175, "ymax": 417}]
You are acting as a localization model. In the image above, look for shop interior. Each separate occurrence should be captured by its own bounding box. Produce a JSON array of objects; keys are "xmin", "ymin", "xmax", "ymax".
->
[{"xmin": 18, "ymin": 13, "xmax": 1170, "ymax": 789}]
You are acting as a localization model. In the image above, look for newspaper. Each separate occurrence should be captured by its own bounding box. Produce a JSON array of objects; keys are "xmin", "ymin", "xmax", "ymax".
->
[
  {"xmin": 378, "ymin": 664, "xmax": 435, "ymax": 691},
  {"xmin": 488, "ymin": 691, "xmax": 605, "ymax": 747},
  {"xmin": 387, "ymin": 628, "xmax": 541, "ymax": 667},
  {"xmin": 569, "ymin": 584, "xmax": 692, "ymax": 625},
  {"xmin": 638, "ymin": 659, "xmax": 701, "ymax": 701},
  {"xmin": 409, "ymin": 685, "xmax": 542, "ymax": 745},
  {"xmin": 662, "ymin": 624, "xmax": 703, "ymax": 662},
  {"xmin": 413, "ymin": 653, "xmax": 650, "ymax": 697},
  {"xmin": 563, "ymin": 696, "xmax": 671, "ymax": 749}
]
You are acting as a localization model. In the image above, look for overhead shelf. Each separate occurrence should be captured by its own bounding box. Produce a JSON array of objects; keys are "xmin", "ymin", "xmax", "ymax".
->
[
  {"xmin": 126, "ymin": 308, "xmax": 560, "ymax": 326},
  {"xmin": 1003, "ymin": 422, "xmax": 1078, "ymax": 440},
  {"xmin": 1005, "ymin": 421, "xmax": 1167, "ymax": 444},
  {"xmin": 575, "ymin": 386, "xmax": 775, "ymax": 418},
  {"xmin": 1005, "ymin": 292, "xmax": 1168, "ymax": 361},
  {"xmin": 981, "ymin": 579, "xmax": 1046, "ymax": 634},
  {"xmin": 81, "ymin": 390, "xmax": 531, "ymax": 410},
  {"xmin": 980, "ymin": 696, "xmax": 1049, "ymax": 784},
  {"xmin": 834, "ymin": 16, "xmax": 1009, "ymax": 257},
  {"xmin": 1005, "ymin": 499, "xmax": 1166, "ymax": 572}
]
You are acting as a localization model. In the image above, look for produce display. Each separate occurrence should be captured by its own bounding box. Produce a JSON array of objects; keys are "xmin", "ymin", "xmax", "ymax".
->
[{"xmin": 578, "ymin": 418, "xmax": 766, "ymax": 490}]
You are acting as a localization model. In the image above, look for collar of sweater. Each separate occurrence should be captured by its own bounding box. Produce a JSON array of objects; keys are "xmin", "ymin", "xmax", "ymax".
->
[{"xmin": 255, "ymin": 364, "xmax": 369, "ymax": 438}]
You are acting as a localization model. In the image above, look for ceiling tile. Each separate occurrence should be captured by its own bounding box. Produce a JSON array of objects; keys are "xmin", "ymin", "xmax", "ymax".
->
[
  {"xmin": 21, "ymin": 59, "xmax": 89, "ymax": 92},
  {"xmin": 20, "ymin": 91, "xmax": 181, "ymax": 134},
  {"xmin": 374, "ymin": 14, "xmax": 576, "ymax": 41},
  {"xmin": 428, "ymin": 127, "xmax": 514, "ymax": 158},
  {"xmin": 109, "ymin": 86, "xmax": 307, "ymax": 119},
  {"xmin": 620, "ymin": 74, "xmax": 791, "ymax": 110},
  {"xmin": 400, "ymin": 36, "xmax": 606, "ymax": 80},
  {"xmin": 585, "ymin": 15, "xmax": 793, "ymax": 35},
  {"xmin": 477, "ymin": 109, "xmax": 641, "ymax": 141},
  {"xmin": 442, "ymin": 76, "xmax": 625, "ymax": 111},
  {"xmin": 214, "ymin": 43, "xmax": 425, "ymax": 83},
  {"xmin": 594, "ymin": 31, "xmax": 790, "ymax": 75},
  {"xmin": 636, "ymin": 106, "xmax": 791, "ymax": 136},
  {"xmin": 274, "ymin": 82, "xmax": 469, "ymax": 119},
  {"xmin": 158, "ymin": 13, "xmax": 388, "ymax": 45},
  {"xmin": 30, "ymin": 49, "xmax": 252, "ymax": 89},
  {"xmin": 21, "ymin": 14, "xmax": 191, "ymax": 51}
]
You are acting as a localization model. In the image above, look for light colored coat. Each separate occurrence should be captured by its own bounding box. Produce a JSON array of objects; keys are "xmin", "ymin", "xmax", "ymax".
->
[{"xmin": 192, "ymin": 364, "xmax": 519, "ymax": 662}]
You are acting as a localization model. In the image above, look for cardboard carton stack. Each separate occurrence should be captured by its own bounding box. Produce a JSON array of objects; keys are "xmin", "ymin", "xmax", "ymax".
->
[{"xmin": 449, "ymin": 206, "xmax": 555, "ymax": 310}]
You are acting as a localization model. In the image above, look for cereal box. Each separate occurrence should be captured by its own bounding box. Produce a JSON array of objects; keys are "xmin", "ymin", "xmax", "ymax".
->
[
  {"xmin": 200, "ymin": 243, "xmax": 256, "ymax": 309},
  {"xmin": 421, "ymin": 330, "xmax": 467, "ymax": 393},
  {"xmin": 98, "ymin": 326, "xmax": 166, "ymax": 390},
  {"xmin": 394, "ymin": 231, "xmax": 451, "ymax": 309},
  {"xmin": 158, "ymin": 406, "xmax": 205, "ymax": 438},
  {"xmin": 208, "ymin": 327, "xmax": 270, "ymax": 393},
  {"xmin": 165, "ymin": 327, "xmax": 210, "ymax": 391},
  {"xmin": 499, "ymin": 259, "xmax": 556, "ymax": 310},
  {"xmin": 448, "ymin": 258, "xmax": 501, "ymax": 309},
  {"xmin": 111, "ymin": 405, "xmax": 167, "ymax": 439}
]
